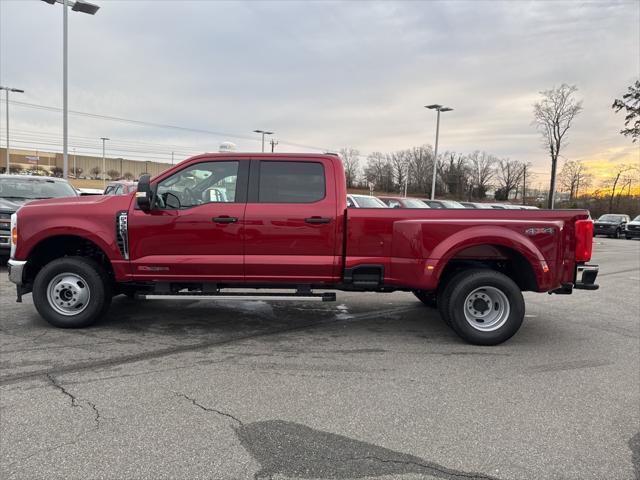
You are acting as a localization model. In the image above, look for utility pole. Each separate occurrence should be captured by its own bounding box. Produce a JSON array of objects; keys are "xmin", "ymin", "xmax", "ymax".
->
[
  {"xmin": 100, "ymin": 137, "xmax": 109, "ymax": 187},
  {"xmin": 1, "ymin": 86, "xmax": 25, "ymax": 174},
  {"xmin": 270, "ymin": 138, "xmax": 278, "ymax": 153},
  {"xmin": 403, "ymin": 162, "xmax": 409, "ymax": 198},
  {"xmin": 522, "ymin": 164, "xmax": 527, "ymax": 205},
  {"xmin": 171, "ymin": 151, "xmax": 174, "ymax": 165},
  {"xmin": 73, "ymin": 147, "xmax": 76, "ymax": 177}
]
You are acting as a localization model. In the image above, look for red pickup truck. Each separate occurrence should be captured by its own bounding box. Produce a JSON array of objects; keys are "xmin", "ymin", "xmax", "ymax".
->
[{"xmin": 7, "ymin": 153, "xmax": 598, "ymax": 345}]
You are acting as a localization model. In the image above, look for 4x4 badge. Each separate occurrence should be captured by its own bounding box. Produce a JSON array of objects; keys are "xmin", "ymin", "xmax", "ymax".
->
[{"xmin": 525, "ymin": 227, "xmax": 555, "ymax": 235}]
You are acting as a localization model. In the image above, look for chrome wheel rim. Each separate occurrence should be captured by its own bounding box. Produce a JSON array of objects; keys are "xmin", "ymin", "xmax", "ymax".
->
[
  {"xmin": 46, "ymin": 273, "xmax": 91, "ymax": 316},
  {"xmin": 463, "ymin": 286, "xmax": 510, "ymax": 332}
]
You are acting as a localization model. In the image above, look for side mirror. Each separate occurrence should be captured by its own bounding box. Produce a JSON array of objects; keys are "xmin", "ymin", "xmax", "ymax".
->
[{"xmin": 136, "ymin": 174, "xmax": 153, "ymax": 212}]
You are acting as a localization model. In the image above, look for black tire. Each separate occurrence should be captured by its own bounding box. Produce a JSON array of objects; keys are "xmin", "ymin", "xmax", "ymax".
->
[
  {"xmin": 436, "ymin": 270, "xmax": 470, "ymax": 327},
  {"xmin": 413, "ymin": 290, "xmax": 437, "ymax": 308},
  {"xmin": 32, "ymin": 256, "xmax": 112, "ymax": 328},
  {"xmin": 443, "ymin": 269, "xmax": 524, "ymax": 346}
]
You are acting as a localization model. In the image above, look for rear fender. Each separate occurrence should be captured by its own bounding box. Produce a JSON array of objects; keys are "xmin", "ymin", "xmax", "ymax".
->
[{"xmin": 391, "ymin": 222, "xmax": 557, "ymax": 291}]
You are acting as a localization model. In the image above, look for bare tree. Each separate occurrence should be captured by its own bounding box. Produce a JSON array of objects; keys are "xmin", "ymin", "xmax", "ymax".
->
[
  {"xmin": 339, "ymin": 147, "xmax": 360, "ymax": 188},
  {"xmin": 364, "ymin": 152, "xmax": 394, "ymax": 193},
  {"xmin": 612, "ymin": 80, "xmax": 640, "ymax": 142},
  {"xmin": 495, "ymin": 158, "xmax": 525, "ymax": 201},
  {"xmin": 406, "ymin": 145, "xmax": 433, "ymax": 196},
  {"xmin": 90, "ymin": 166, "xmax": 101, "ymax": 179},
  {"xmin": 602, "ymin": 164, "xmax": 637, "ymax": 213},
  {"xmin": 123, "ymin": 171, "xmax": 134, "ymax": 181},
  {"xmin": 468, "ymin": 151, "xmax": 496, "ymax": 200},
  {"xmin": 533, "ymin": 84, "xmax": 583, "ymax": 208},
  {"xmin": 107, "ymin": 169, "xmax": 120, "ymax": 180},
  {"xmin": 439, "ymin": 152, "xmax": 469, "ymax": 197},
  {"xmin": 50, "ymin": 166, "xmax": 64, "ymax": 178},
  {"xmin": 558, "ymin": 160, "xmax": 591, "ymax": 200},
  {"xmin": 389, "ymin": 151, "xmax": 409, "ymax": 194}
]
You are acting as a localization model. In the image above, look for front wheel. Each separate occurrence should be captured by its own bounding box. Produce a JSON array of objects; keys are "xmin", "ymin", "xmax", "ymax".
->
[
  {"xmin": 33, "ymin": 256, "xmax": 112, "ymax": 328},
  {"xmin": 443, "ymin": 269, "xmax": 524, "ymax": 345}
]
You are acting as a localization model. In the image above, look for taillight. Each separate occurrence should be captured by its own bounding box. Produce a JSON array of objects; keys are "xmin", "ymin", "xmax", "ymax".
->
[{"xmin": 575, "ymin": 219, "xmax": 593, "ymax": 262}]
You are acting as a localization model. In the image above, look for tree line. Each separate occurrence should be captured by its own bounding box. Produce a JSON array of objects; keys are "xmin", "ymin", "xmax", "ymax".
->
[{"xmin": 340, "ymin": 146, "xmax": 531, "ymax": 202}]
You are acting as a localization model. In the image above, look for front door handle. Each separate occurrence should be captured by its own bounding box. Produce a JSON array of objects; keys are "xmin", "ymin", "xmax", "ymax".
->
[
  {"xmin": 213, "ymin": 216, "xmax": 238, "ymax": 224},
  {"xmin": 305, "ymin": 217, "xmax": 331, "ymax": 224}
]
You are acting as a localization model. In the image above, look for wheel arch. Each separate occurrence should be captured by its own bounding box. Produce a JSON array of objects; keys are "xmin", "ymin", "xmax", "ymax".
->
[{"xmin": 23, "ymin": 234, "xmax": 115, "ymax": 287}]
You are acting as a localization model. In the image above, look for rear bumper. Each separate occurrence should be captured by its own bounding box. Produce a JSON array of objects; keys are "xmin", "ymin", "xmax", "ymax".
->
[
  {"xmin": 594, "ymin": 226, "xmax": 618, "ymax": 235},
  {"xmin": 574, "ymin": 264, "xmax": 599, "ymax": 290}
]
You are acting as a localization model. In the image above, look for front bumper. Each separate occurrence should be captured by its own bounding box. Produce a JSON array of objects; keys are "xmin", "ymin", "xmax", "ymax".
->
[
  {"xmin": 625, "ymin": 228, "xmax": 640, "ymax": 238},
  {"xmin": 574, "ymin": 264, "xmax": 599, "ymax": 290},
  {"xmin": 7, "ymin": 259, "xmax": 26, "ymax": 286},
  {"xmin": 0, "ymin": 233, "xmax": 9, "ymax": 251}
]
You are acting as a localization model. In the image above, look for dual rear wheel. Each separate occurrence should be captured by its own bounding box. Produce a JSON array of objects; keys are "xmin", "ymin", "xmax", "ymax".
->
[{"xmin": 415, "ymin": 269, "xmax": 525, "ymax": 345}]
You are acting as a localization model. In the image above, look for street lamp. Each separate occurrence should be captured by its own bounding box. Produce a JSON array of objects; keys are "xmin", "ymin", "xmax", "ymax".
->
[
  {"xmin": 40, "ymin": 0, "xmax": 101, "ymax": 179},
  {"xmin": 100, "ymin": 137, "xmax": 109, "ymax": 187},
  {"xmin": 425, "ymin": 104, "xmax": 453, "ymax": 200},
  {"xmin": 0, "ymin": 86, "xmax": 25, "ymax": 174},
  {"xmin": 253, "ymin": 130, "xmax": 274, "ymax": 153}
]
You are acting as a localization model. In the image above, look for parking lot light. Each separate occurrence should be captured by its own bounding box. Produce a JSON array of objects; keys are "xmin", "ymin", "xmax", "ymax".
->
[
  {"xmin": 0, "ymin": 86, "xmax": 25, "ymax": 174},
  {"xmin": 39, "ymin": 0, "xmax": 101, "ymax": 179}
]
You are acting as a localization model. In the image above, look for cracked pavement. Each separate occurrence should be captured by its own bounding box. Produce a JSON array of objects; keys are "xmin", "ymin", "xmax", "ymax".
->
[{"xmin": 1, "ymin": 237, "xmax": 639, "ymax": 479}]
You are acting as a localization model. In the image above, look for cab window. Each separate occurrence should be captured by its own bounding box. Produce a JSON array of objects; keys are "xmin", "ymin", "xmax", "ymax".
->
[
  {"xmin": 156, "ymin": 161, "xmax": 239, "ymax": 209},
  {"xmin": 258, "ymin": 161, "xmax": 325, "ymax": 203}
]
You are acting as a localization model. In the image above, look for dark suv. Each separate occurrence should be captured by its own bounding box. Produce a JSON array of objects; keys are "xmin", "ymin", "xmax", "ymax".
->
[{"xmin": 593, "ymin": 214, "xmax": 630, "ymax": 238}]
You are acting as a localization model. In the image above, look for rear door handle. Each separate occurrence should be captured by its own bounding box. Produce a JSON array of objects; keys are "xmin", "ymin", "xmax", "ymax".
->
[
  {"xmin": 305, "ymin": 217, "xmax": 331, "ymax": 224},
  {"xmin": 213, "ymin": 216, "xmax": 238, "ymax": 224}
]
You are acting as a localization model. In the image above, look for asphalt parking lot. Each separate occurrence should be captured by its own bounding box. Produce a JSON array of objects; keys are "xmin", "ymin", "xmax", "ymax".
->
[{"xmin": 1, "ymin": 237, "xmax": 638, "ymax": 480}]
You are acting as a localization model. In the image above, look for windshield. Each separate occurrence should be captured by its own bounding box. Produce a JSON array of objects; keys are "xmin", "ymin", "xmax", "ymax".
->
[
  {"xmin": 0, "ymin": 177, "xmax": 77, "ymax": 199},
  {"xmin": 404, "ymin": 198, "xmax": 429, "ymax": 208},
  {"xmin": 634, "ymin": 216, "xmax": 640, "ymax": 222},
  {"xmin": 353, "ymin": 196, "xmax": 387, "ymax": 208},
  {"xmin": 440, "ymin": 200, "xmax": 465, "ymax": 208},
  {"xmin": 598, "ymin": 214, "xmax": 624, "ymax": 222}
]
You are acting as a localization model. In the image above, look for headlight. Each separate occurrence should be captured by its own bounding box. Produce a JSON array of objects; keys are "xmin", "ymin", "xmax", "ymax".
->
[{"xmin": 10, "ymin": 213, "xmax": 17, "ymax": 258}]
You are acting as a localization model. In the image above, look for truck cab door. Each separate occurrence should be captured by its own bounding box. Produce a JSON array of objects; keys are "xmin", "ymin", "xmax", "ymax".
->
[
  {"xmin": 243, "ymin": 158, "xmax": 339, "ymax": 284},
  {"xmin": 127, "ymin": 160, "xmax": 248, "ymax": 282}
]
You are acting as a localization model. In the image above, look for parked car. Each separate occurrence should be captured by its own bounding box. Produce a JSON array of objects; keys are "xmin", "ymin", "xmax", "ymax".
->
[
  {"xmin": 104, "ymin": 181, "xmax": 138, "ymax": 195},
  {"xmin": 593, "ymin": 214, "xmax": 630, "ymax": 238},
  {"xmin": 625, "ymin": 215, "xmax": 640, "ymax": 239},
  {"xmin": 0, "ymin": 175, "xmax": 78, "ymax": 256},
  {"xmin": 378, "ymin": 196, "xmax": 429, "ymax": 209},
  {"xmin": 421, "ymin": 199, "xmax": 465, "ymax": 209},
  {"xmin": 346, "ymin": 194, "xmax": 388, "ymax": 208},
  {"xmin": 459, "ymin": 201, "xmax": 479, "ymax": 209},
  {"xmin": 7, "ymin": 153, "xmax": 598, "ymax": 346}
]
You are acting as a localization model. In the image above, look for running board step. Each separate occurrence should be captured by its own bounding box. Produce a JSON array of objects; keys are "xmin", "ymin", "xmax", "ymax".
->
[{"xmin": 137, "ymin": 292, "xmax": 336, "ymax": 302}]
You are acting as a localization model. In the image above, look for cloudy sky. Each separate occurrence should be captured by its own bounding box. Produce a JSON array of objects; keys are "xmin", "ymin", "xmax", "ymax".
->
[{"xmin": 0, "ymin": 0, "xmax": 638, "ymax": 186}]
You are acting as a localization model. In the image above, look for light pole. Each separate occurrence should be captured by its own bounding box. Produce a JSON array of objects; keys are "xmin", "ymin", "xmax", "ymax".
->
[
  {"xmin": 40, "ymin": 0, "xmax": 100, "ymax": 179},
  {"xmin": 100, "ymin": 137, "xmax": 109, "ymax": 187},
  {"xmin": 253, "ymin": 130, "xmax": 274, "ymax": 153},
  {"xmin": 0, "ymin": 86, "xmax": 25, "ymax": 174},
  {"xmin": 425, "ymin": 104, "xmax": 453, "ymax": 200}
]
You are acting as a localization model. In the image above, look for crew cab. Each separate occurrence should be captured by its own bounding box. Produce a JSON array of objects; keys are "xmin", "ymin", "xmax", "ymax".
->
[{"xmin": 7, "ymin": 153, "xmax": 599, "ymax": 345}]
